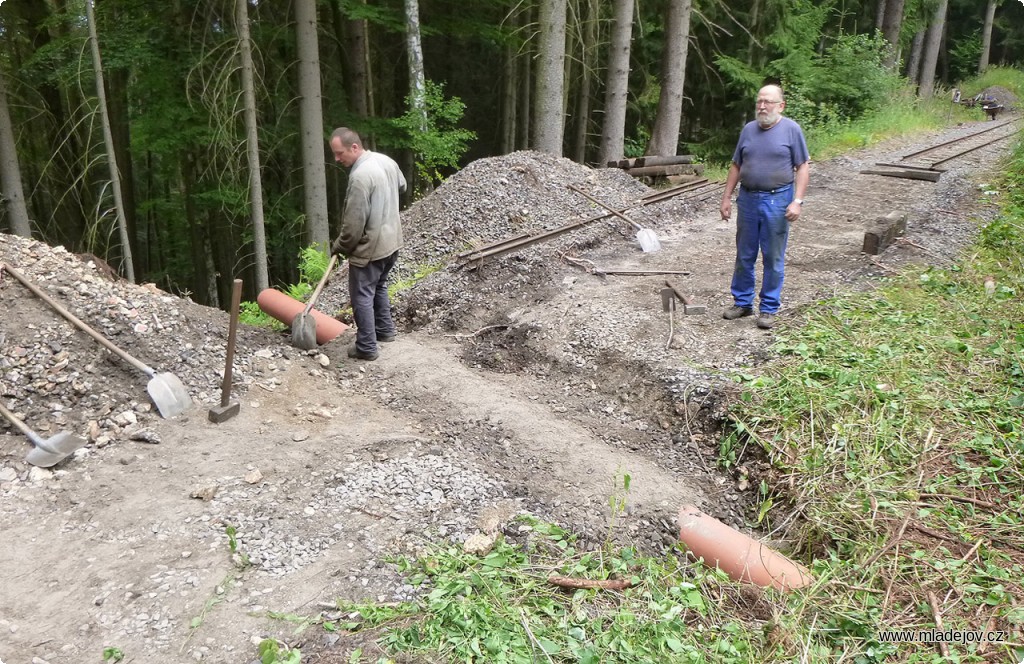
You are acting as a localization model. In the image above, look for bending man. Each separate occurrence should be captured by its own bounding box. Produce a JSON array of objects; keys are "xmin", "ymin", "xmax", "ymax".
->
[
  {"xmin": 719, "ymin": 84, "xmax": 810, "ymax": 330},
  {"xmin": 330, "ymin": 127, "xmax": 407, "ymax": 360}
]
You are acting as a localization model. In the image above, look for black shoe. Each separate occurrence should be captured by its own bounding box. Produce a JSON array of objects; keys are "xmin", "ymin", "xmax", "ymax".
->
[
  {"xmin": 723, "ymin": 305, "xmax": 754, "ymax": 320},
  {"xmin": 377, "ymin": 334, "xmax": 396, "ymax": 343},
  {"xmin": 347, "ymin": 344, "xmax": 378, "ymax": 361},
  {"xmin": 756, "ymin": 313, "xmax": 776, "ymax": 329}
]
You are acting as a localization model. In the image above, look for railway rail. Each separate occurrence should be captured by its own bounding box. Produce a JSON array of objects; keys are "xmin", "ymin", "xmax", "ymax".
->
[
  {"xmin": 863, "ymin": 116, "xmax": 1021, "ymax": 181},
  {"xmin": 458, "ymin": 178, "xmax": 724, "ymax": 267}
]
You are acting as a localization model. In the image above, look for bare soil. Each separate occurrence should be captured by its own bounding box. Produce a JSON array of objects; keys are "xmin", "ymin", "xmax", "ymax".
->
[{"xmin": 0, "ymin": 115, "xmax": 1014, "ymax": 664}]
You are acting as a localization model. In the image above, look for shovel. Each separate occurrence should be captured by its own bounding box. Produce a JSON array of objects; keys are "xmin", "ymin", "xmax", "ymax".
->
[
  {"xmin": 292, "ymin": 253, "xmax": 339, "ymax": 350},
  {"xmin": 3, "ymin": 264, "xmax": 193, "ymax": 419},
  {"xmin": 568, "ymin": 184, "xmax": 661, "ymax": 252},
  {"xmin": 0, "ymin": 400, "xmax": 87, "ymax": 467}
]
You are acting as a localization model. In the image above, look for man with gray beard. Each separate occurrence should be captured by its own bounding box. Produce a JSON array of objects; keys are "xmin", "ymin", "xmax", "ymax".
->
[{"xmin": 719, "ymin": 84, "xmax": 810, "ymax": 330}]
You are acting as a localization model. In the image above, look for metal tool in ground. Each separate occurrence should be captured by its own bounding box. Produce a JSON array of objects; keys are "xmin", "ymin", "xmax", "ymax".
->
[
  {"xmin": 292, "ymin": 253, "xmax": 340, "ymax": 350},
  {"xmin": 209, "ymin": 279, "xmax": 243, "ymax": 423},
  {"xmin": 0, "ymin": 400, "xmax": 86, "ymax": 467},
  {"xmin": 3, "ymin": 264, "xmax": 192, "ymax": 419},
  {"xmin": 567, "ymin": 184, "xmax": 661, "ymax": 252},
  {"xmin": 661, "ymin": 287, "xmax": 676, "ymax": 349}
]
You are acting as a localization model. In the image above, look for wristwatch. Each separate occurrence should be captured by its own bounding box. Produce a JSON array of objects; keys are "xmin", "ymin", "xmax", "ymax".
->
[{"xmin": 793, "ymin": 198, "xmax": 804, "ymax": 205}]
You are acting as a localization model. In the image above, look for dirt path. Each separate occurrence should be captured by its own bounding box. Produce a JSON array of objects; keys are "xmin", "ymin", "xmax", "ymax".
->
[{"xmin": 0, "ymin": 116, "xmax": 1016, "ymax": 664}]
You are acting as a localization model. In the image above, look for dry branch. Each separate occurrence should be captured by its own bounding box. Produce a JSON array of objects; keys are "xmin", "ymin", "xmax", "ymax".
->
[{"xmin": 548, "ymin": 575, "xmax": 634, "ymax": 590}]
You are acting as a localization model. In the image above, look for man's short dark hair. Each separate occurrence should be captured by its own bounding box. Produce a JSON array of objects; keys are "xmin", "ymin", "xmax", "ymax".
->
[{"xmin": 331, "ymin": 127, "xmax": 362, "ymax": 146}]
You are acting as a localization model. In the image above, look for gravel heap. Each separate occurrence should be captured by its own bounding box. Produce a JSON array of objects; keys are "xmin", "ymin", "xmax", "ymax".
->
[
  {"xmin": 0, "ymin": 235, "xmax": 291, "ymax": 449},
  {"xmin": 318, "ymin": 150, "xmax": 701, "ymax": 326},
  {"xmin": 979, "ymin": 85, "xmax": 1018, "ymax": 110}
]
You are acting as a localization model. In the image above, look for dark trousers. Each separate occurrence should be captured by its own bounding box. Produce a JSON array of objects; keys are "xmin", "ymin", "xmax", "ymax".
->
[{"xmin": 348, "ymin": 251, "xmax": 398, "ymax": 354}]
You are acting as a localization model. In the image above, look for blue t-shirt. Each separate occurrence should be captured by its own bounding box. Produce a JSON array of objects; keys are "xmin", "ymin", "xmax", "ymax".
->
[{"xmin": 731, "ymin": 117, "xmax": 809, "ymax": 191}]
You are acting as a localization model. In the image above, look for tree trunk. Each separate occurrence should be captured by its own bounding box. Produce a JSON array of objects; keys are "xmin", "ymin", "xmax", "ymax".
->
[
  {"xmin": 106, "ymin": 67, "xmax": 141, "ymax": 273},
  {"xmin": 516, "ymin": 4, "xmax": 532, "ymax": 151},
  {"xmin": 905, "ymin": 28, "xmax": 925, "ymax": 85},
  {"xmin": 532, "ymin": 0, "xmax": 567, "ymax": 155},
  {"xmin": 875, "ymin": 0, "xmax": 887, "ymax": 32},
  {"xmin": 85, "ymin": 0, "xmax": 135, "ymax": 282},
  {"xmin": 237, "ymin": 0, "xmax": 270, "ymax": 291},
  {"xmin": 646, "ymin": 0, "xmax": 693, "ymax": 156},
  {"xmin": 917, "ymin": 0, "xmax": 948, "ymax": 98},
  {"xmin": 571, "ymin": 0, "xmax": 597, "ymax": 164},
  {"xmin": 0, "ymin": 67, "xmax": 32, "ymax": 237},
  {"xmin": 978, "ymin": 0, "xmax": 998, "ymax": 73},
  {"xmin": 338, "ymin": 2, "xmax": 371, "ymax": 119},
  {"xmin": 599, "ymin": 0, "xmax": 634, "ymax": 165},
  {"xmin": 295, "ymin": 0, "xmax": 329, "ymax": 250},
  {"xmin": 880, "ymin": 0, "xmax": 905, "ymax": 69},
  {"xmin": 501, "ymin": 23, "xmax": 518, "ymax": 154},
  {"xmin": 404, "ymin": 0, "xmax": 431, "ymax": 193}
]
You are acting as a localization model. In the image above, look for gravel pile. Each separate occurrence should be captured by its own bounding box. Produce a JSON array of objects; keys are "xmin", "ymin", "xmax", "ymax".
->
[
  {"xmin": 318, "ymin": 150, "xmax": 701, "ymax": 329},
  {"xmin": 199, "ymin": 450, "xmax": 511, "ymax": 579},
  {"xmin": 0, "ymin": 235, "xmax": 290, "ymax": 449}
]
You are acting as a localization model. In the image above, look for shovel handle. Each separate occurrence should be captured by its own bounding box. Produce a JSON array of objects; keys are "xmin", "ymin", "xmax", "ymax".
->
[
  {"xmin": 0, "ymin": 400, "xmax": 42, "ymax": 445},
  {"xmin": 302, "ymin": 254, "xmax": 339, "ymax": 316},
  {"xmin": 568, "ymin": 185, "xmax": 643, "ymax": 231},
  {"xmin": 4, "ymin": 264, "xmax": 154, "ymax": 377}
]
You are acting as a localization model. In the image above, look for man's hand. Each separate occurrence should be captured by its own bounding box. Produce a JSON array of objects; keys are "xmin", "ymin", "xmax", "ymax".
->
[
  {"xmin": 720, "ymin": 198, "xmax": 732, "ymax": 221},
  {"xmin": 330, "ymin": 239, "xmax": 345, "ymax": 257},
  {"xmin": 784, "ymin": 201, "xmax": 802, "ymax": 222}
]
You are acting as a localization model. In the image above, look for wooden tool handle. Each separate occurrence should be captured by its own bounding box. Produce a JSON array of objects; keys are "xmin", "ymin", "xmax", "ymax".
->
[
  {"xmin": 0, "ymin": 400, "xmax": 36, "ymax": 441},
  {"xmin": 302, "ymin": 254, "xmax": 339, "ymax": 316},
  {"xmin": 5, "ymin": 264, "xmax": 153, "ymax": 376},
  {"xmin": 220, "ymin": 279, "xmax": 243, "ymax": 407},
  {"xmin": 568, "ymin": 184, "xmax": 643, "ymax": 231}
]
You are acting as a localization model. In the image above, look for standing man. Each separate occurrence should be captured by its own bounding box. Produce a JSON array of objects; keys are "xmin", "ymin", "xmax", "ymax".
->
[
  {"xmin": 330, "ymin": 127, "xmax": 407, "ymax": 360},
  {"xmin": 720, "ymin": 84, "xmax": 810, "ymax": 330}
]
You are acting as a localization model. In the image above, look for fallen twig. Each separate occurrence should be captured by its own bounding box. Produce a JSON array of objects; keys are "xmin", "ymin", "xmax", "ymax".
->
[
  {"xmin": 960, "ymin": 538, "xmax": 985, "ymax": 562},
  {"xmin": 548, "ymin": 575, "xmax": 634, "ymax": 590},
  {"xmin": 521, "ymin": 610, "xmax": 555, "ymax": 664},
  {"xmin": 864, "ymin": 514, "xmax": 912, "ymax": 568},
  {"xmin": 922, "ymin": 493, "xmax": 998, "ymax": 510},
  {"xmin": 927, "ymin": 590, "xmax": 950, "ymax": 658},
  {"xmin": 908, "ymin": 522, "xmax": 961, "ymax": 544},
  {"xmin": 445, "ymin": 324, "xmax": 510, "ymax": 340}
]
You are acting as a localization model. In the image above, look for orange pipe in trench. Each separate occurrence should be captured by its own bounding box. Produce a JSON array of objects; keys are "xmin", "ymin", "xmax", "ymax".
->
[
  {"xmin": 677, "ymin": 505, "xmax": 812, "ymax": 591},
  {"xmin": 256, "ymin": 288, "xmax": 348, "ymax": 345}
]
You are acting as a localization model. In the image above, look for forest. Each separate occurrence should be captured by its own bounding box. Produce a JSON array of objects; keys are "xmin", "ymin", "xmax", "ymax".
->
[{"xmin": 0, "ymin": 0, "xmax": 1022, "ymax": 307}]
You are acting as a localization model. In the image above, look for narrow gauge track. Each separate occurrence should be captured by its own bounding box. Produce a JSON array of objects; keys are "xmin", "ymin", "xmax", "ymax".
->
[
  {"xmin": 458, "ymin": 178, "xmax": 724, "ymax": 267},
  {"xmin": 893, "ymin": 117, "xmax": 1020, "ymax": 170}
]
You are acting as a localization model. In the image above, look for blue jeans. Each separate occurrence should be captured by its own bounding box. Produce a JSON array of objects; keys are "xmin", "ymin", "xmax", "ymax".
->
[
  {"xmin": 348, "ymin": 251, "xmax": 398, "ymax": 354},
  {"xmin": 730, "ymin": 185, "xmax": 791, "ymax": 314}
]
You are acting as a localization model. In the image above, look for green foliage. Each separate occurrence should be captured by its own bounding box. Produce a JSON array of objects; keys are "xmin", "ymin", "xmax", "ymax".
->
[
  {"xmin": 950, "ymin": 31, "xmax": 983, "ymax": 84},
  {"xmin": 391, "ymin": 80, "xmax": 476, "ymax": 188},
  {"xmin": 388, "ymin": 261, "xmax": 445, "ymax": 298},
  {"xmin": 967, "ymin": 66, "xmax": 1024, "ymax": 99},
  {"xmin": 333, "ymin": 516, "xmax": 761, "ymax": 663},
  {"xmin": 239, "ymin": 300, "xmax": 284, "ymax": 330},
  {"xmin": 258, "ymin": 638, "xmax": 301, "ymax": 664},
  {"xmin": 102, "ymin": 646, "xmax": 124, "ymax": 663},
  {"xmin": 237, "ymin": 246, "xmax": 330, "ymax": 329}
]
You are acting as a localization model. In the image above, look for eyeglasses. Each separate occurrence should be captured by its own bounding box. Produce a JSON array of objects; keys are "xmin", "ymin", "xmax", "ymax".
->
[{"xmin": 756, "ymin": 99, "xmax": 782, "ymax": 107}]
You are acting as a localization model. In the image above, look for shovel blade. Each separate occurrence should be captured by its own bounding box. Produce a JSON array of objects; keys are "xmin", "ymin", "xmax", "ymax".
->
[
  {"xmin": 147, "ymin": 373, "xmax": 193, "ymax": 418},
  {"xmin": 26, "ymin": 432, "xmax": 87, "ymax": 467},
  {"xmin": 636, "ymin": 228, "xmax": 661, "ymax": 253},
  {"xmin": 291, "ymin": 312, "xmax": 318, "ymax": 350}
]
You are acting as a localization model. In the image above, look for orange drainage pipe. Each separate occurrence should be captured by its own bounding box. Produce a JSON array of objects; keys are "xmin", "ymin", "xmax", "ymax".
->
[
  {"xmin": 677, "ymin": 505, "xmax": 812, "ymax": 591},
  {"xmin": 256, "ymin": 288, "xmax": 348, "ymax": 345}
]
